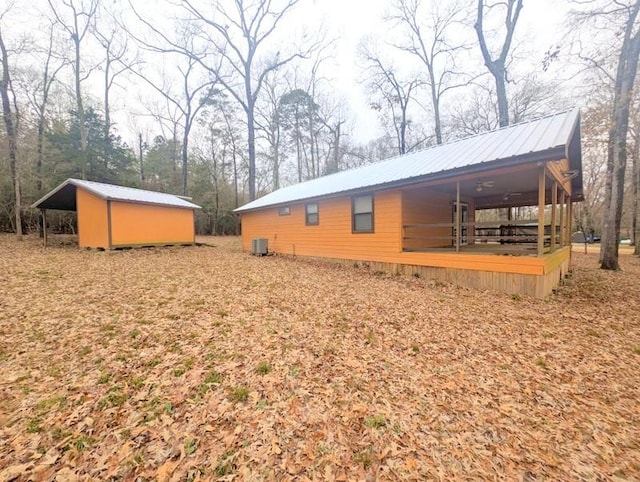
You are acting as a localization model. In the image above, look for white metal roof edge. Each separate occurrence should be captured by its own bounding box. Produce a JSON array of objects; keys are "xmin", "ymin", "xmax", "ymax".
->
[
  {"xmin": 32, "ymin": 178, "xmax": 202, "ymax": 210},
  {"xmin": 235, "ymin": 108, "xmax": 581, "ymax": 213},
  {"xmin": 31, "ymin": 178, "xmax": 75, "ymax": 209}
]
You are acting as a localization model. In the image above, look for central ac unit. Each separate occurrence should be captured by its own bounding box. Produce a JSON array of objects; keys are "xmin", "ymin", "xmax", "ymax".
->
[{"xmin": 251, "ymin": 238, "xmax": 268, "ymax": 255}]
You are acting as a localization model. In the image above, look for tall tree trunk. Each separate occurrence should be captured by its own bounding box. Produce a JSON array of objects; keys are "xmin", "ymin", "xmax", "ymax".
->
[
  {"xmin": 104, "ymin": 49, "xmax": 111, "ymax": 171},
  {"xmin": 138, "ymin": 133, "xmax": 145, "ymax": 183},
  {"xmin": 428, "ymin": 69, "xmax": 443, "ymax": 145},
  {"xmin": 600, "ymin": 1, "xmax": 640, "ymax": 270},
  {"xmin": 0, "ymin": 29, "xmax": 21, "ymax": 240},
  {"xmin": 633, "ymin": 132, "xmax": 640, "ymax": 255},
  {"xmin": 474, "ymin": 0, "xmax": 523, "ymax": 128},
  {"xmin": 73, "ymin": 35, "xmax": 87, "ymax": 178}
]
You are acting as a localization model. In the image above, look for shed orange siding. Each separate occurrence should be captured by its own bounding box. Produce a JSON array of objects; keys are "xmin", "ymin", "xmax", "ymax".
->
[
  {"xmin": 77, "ymin": 188, "xmax": 109, "ymax": 248},
  {"xmin": 109, "ymin": 201, "xmax": 195, "ymax": 247}
]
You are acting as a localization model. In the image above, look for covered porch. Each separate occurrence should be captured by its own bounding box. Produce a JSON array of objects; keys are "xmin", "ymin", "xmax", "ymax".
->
[{"xmin": 401, "ymin": 160, "xmax": 576, "ymax": 257}]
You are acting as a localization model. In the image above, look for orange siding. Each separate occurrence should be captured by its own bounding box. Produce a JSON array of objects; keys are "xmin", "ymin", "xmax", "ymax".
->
[
  {"xmin": 241, "ymin": 190, "xmax": 403, "ymax": 261},
  {"xmin": 402, "ymin": 189, "xmax": 476, "ymax": 249},
  {"xmin": 240, "ymin": 185, "xmax": 566, "ymax": 276},
  {"xmin": 77, "ymin": 188, "xmax": 109, "ymax": 248},
  {"xmin": 110, "ymin": 201, "xmax": 195, "ymax": 246}
]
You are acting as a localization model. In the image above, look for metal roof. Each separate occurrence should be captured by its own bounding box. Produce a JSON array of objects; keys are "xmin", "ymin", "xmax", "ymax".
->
[
  {"xmin": 235, "ymin": 108, "xmax": 582, "ymax": 213},
  {"xmin": 32, "ymin": 179, "xmax": 201, "ymax": 211}
]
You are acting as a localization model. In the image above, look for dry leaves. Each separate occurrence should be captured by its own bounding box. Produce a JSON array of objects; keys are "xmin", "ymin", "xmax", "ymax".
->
[{"xmin": 0, "ymin": 234, "xmax": 639, "ymax": 480}]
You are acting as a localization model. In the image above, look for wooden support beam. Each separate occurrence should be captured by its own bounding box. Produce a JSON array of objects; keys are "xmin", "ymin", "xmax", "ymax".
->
[
  {"xmin": 43, "ymin": 209, "xmax": 47, "ymax": 247},
  {"xmin": 559, "ymin": 190, "xmax": 566, "ymax": 246},
  {"xmin": 551, "ymin": 181, "xmax": 558, "ymax": 252},
  {"xmin": 537, "ymin": 168, "xmax": 546, "ymax": 257},
  {"xmin": 455, "ymin": 181, "xmax": 461, "ymax": 253},
  {"xmin": 567, "ymin": 200, "xmax": 573, "ymax": 245}
]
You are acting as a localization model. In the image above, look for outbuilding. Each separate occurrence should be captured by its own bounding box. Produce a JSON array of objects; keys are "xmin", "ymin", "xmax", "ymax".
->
[
  {"xmin": 32, "ymin": 179, "xmax": 201, "ymax": 249},
  {"xmin": 235, "ymin": 109, "xmax": 583, "ymax": 298}
]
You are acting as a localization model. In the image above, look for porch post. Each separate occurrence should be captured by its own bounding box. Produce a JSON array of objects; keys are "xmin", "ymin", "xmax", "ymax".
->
[
  {"xmin": 567, "ymin": 199, "xmax": 573, "ymax": 245},
  {"xmin": 537, "ymin": 167, "xmax": 546, "ymax": 257},
  {"xmin": 551, "ymin": 181, "xmax": 558, "ymax": 252},
  {"xmin": 455, "ymin": 181, "xmax": 461, "ymax": 252},
  {"xmin": 42, "ymin": 209, "xmax": 48, "ymax": 247},
  {"xmin": 559, "ymin": 190, "xmax": 566, "ymax": 246}
]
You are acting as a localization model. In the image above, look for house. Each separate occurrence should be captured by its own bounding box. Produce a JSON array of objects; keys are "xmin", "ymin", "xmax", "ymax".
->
[
  {"xmin": 32, "ymin": 179, "xmax": 201, "ymax": 249},
  {"xmin": 235, "ymin": 108, "xmax": 583, "ymax": 298}
]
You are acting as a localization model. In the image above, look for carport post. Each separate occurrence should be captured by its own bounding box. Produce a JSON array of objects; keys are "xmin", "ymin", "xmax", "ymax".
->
[{"xmin": 42, "ymin": 209, "xmax": 47, "ymax": 247}]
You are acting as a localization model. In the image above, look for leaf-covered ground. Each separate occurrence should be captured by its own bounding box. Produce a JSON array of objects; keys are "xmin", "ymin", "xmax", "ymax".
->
[{"xmin": 1, "ymin": 235, "xmax": 639, "ymax": 481}]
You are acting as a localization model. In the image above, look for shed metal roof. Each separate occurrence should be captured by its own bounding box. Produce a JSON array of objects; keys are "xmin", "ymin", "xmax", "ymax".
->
[
  {"xmin": 235, "ymin": 108, "xmax": 582, "ymax": 213},
  {"xmin": 32, "ymin": 179, "xmax": 201, "ymax": 211}
]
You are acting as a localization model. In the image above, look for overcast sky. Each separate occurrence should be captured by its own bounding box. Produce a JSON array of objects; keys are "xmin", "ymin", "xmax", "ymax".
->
[{"xmin": 10, "ymin": 0, "xmax": 573, "ymax": 145}]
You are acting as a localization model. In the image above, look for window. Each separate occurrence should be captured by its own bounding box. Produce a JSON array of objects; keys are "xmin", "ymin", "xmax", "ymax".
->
[
  {"xmin": 278, "ymin": 206, "xmax": 291, "ymax": 216},
  {"xmin": 305, "ymin": 203, "xmax": 319, "ymax": 225},
  {"xmin": 352, "ymin": 194, "xmax": 374, "ymax": 233}
]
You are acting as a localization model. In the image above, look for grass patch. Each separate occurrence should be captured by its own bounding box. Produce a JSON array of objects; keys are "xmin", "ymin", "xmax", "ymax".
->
[
  {"xmin": 146, "ymin": 358, "xmax": 162, "ymax": 368},
  {"xmin": 535, "ymin": 358, "xmax": 548, "ymax": 369},
  {"xmin": 97, "ymin": 387, "xmax": 128, "ymax": 410},
  {"xmin": 98, "ymin": 373, "xmax": 111, "ymax": 384},
  {"xmin": 633, "ymin": 347, "xmax": 640, "ymax": 355},
  {"xmin": 37, "ymin": 395, "xmax": 66, "ymax": 413},
  {"xmin": 26, "ymin": 418, "xmax": 42, "ymax": 433},
  {"xmin": 74, "ymin": 436, "xmax": 95, "ymax": 452},
  {"xmin": 364, "ymin": 414, "xmax": 387, "ymax": 429},
  {"xmin": 214, "ymin": 450, "xmax": 237, "ymax": 477},
  {"xmin": 184, "ymin": 437, "xmax": 198, "ymax": 456},
  {"xmin": 255, "ymin": 362, "xmax": 272, "ymax": 375},
  {"xmin": 353, "ymin": 449, "xmax": 373, "ymax": 469},
  {"xmin": 228, "ymin": 386, "xmax": 250, "ymax": 403}
]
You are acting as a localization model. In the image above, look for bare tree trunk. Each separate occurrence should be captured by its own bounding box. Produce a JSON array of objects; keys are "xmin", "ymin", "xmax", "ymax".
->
[
  {"xmin": 138, "ymin": 133, "xmax": 145, "ymax": 182},
  {"xmin": 600, "ymin": 1, "xmax": 640, "ymax": 270},
  {"xmin": 0, "ymin": 28, "xmax": 21, "ymax": 240},
  {"xmin": 474, "ymin": 0, "xmax": 523, "ymax": 127},
  {"xmin": 632, "ymin": 135, "xmax": 639, "ymax": 254}
]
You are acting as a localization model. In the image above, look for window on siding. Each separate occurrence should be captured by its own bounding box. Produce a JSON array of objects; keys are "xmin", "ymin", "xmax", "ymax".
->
[
  {"xmin": 352, "ymin": 194, "xmax": 374, "ymax": 233},
  {"xmin": 305, "ymin": 203, "xmax": 319, "ymax": 225},
  {"xmin": 278, "ymin": 206, "xmax": 291, "ymax": 216}
]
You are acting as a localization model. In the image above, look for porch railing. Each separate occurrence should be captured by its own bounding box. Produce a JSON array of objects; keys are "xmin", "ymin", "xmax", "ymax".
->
[{"xmin": 402, "ymin": 219, "xmax": 563, "ymax": 252}]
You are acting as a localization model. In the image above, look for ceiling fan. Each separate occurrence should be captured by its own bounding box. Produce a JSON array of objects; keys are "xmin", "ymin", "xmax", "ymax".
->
[
  {"xmin": 503, "ymin": 192, "xmax": 523, "ymax": 201},
  {"xmin": 475, "ymin": 180, "xmax": 494, "ymax": 192}
]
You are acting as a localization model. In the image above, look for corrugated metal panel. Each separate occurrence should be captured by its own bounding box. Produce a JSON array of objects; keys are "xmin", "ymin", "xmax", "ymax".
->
[
  {"xmin": 235, "ymin": 108, "xmax": 581, "ymax": 212},
  {"xmin": 32, "ymin": 179, "xmax": 201, "ymax": 210}
]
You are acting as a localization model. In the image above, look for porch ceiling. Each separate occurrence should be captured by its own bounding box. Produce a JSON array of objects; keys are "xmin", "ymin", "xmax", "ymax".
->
[{"xmin": 417, "ymin": 165, "xmax": 562, "ymax": 209}]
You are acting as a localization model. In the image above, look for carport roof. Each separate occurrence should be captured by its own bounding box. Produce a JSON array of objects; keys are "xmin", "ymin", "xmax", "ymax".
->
[
  {"xmin": 235, "ymin": 108, "xmax": 582, "ymax": 213},
  {"xmin": 31, "ymin": 179, "xmax": 201, "ymax": 211}
]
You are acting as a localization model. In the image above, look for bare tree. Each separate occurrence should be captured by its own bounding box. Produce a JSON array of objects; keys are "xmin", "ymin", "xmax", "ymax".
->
[
  {"xmin": 21, "ymin": 21, "xmax": 66, "ymax": 235},
  {"xmin": 92, "ymin": 5, "xmax": 139, "ymax": 169},
  {"xmin": 125, "ymin": 7, "xmax": 216, "ymax": 196},
  {"xmin": 47, "ymin": 0, "xmax": 98, "ymax": 178},
  {"xmin": 255, "ymin": 70, "xmax": 285, "ymax": 190},
  {"xmin": 0, "ymin": 12, "xmax": 21, "ymax": 239},
  {"xmin": 180, "ymin": 0, "xmax": 321, "ymax": 201},
  {"xmin": 388, "ymin": 0, "xmax": 471, "ymax": 144},
  {"xmin": 590, "ymin": 0, "xmax": 640, "ymax": 270},
  {"xmin": 360, "ymin": 42, "xmax": 424, "ymax": 155},
  {"xmin": 474, "ymin": 0, "xmax": 523, "ymax": 127}
]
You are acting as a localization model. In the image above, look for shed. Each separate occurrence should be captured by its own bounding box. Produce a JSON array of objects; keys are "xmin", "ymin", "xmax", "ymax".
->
[
  {"xmin": 235, "ymin": 109, "xmax": 583, "ymax": 298},
  {"xmin": 32, "ymin": 179, "xmax": 201, "ymax": 249}
]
